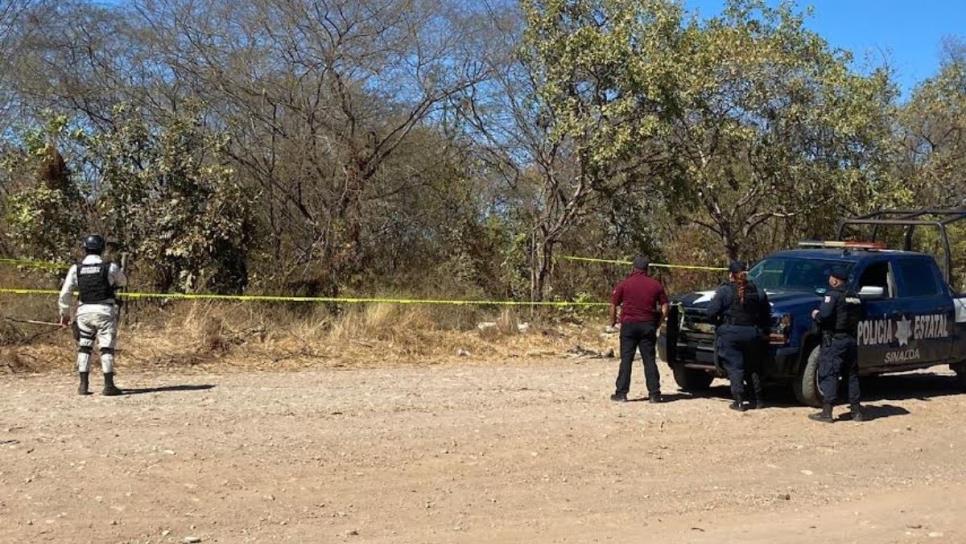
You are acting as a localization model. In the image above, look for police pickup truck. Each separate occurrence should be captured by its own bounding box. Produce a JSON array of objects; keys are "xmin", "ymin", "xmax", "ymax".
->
[{"xmin": 658, "ymin": 209, "xmax": 966, "ymax": 406}]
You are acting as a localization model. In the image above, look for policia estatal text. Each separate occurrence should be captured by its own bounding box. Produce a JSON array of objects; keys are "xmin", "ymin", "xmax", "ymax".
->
[{"xmin": 58, "ymin": 235, "xmax": 127, "ymax": 396}]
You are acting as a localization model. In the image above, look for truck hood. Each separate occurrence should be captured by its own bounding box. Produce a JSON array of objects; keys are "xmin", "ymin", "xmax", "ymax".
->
[{"xmin": 674, "ymin": 289, "xmax": 821, "ymax": 314}]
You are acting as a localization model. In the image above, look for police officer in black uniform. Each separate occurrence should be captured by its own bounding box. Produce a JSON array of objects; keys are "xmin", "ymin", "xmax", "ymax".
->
[
  {"xmin": 809, "ymin": 265, "xmax": 864, "ymax": 423},
  {"xmin": 706, "ymin": 261, "xmax": 771, "ymax": 411}
]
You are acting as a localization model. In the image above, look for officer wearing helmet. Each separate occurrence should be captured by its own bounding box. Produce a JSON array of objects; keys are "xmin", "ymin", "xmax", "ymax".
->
[
  {"xmin": 58, "ymin": 235, "xmax": 127, "ymax": 396},
  {"xmin": 809, "ymin": 265, "xmax": 864, "ymax": 423},
  {"xmin": 705, "ymin": 261, "xmax": 771, "ymax": 411}
]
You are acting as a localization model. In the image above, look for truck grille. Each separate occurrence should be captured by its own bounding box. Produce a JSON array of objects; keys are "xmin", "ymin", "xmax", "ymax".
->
[{"xmin": 681, "ymin": 309, "xmax": 715, "ymax": 336}]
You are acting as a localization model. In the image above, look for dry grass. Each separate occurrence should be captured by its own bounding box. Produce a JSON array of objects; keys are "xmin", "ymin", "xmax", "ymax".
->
[
  {"xmin": 0, "ymin": 297, "xmax": 616, "ymax": 374},
  {"xmin": 0, "ymin": 261, "xmax": 620, "ymax": 374}
]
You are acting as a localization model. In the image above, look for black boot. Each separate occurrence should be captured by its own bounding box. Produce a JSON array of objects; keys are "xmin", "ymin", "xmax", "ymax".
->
[
  {"xmin": 610, "ymin": 393, "xmax": 627, "ymax": 402},
  {"xmin": 78, "ymin": 372, "xmax": 91, "ymax": 396},
  {"xmin": 850, "ymin": 403, "xmax": 865, "ymax": 422},
  {"xmin": 808, "ymin": 403, "xmax": 833, "ymax": 423},
  {"xmin": 102, "ymin": 373, "xmax": 122, "ymax": 396},
  {"xmin": 729, "ymin": 394, "xmax": 746, "ymax": 412},
  {"xmin": 751, "ymin": 374, "xmax": 765, "ymax": 409}
]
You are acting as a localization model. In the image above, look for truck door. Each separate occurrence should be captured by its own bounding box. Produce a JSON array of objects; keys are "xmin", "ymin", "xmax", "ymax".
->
[
  {"xmin": 854, "ymin": 259, "xmax": 901, "ymax": 371},
  {"xmin": 892, "ymin": 257, "xmax": 955, "ymax": 364},
  {"xmin": 857, "ymin": 256, "xmax": 954, "ymax": 369}
]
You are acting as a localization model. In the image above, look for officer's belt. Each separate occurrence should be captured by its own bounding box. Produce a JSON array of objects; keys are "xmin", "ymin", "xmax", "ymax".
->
[
  {"xmin": 723, "ymin": 318, "xmax": 756, "ymax": 326},
  {"xmin": 78, "ymin": 299, "xmax": 116, "ymax": 306}
]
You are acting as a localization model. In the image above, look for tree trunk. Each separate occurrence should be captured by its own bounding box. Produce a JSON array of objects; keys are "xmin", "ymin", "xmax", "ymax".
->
[
  {"xmin": 530, "ymin": 234, "xmax": 554, "ymax": 303},
  {"xmin": 722, "ymin": 230, "xmax": 740, "ymax": 261}
]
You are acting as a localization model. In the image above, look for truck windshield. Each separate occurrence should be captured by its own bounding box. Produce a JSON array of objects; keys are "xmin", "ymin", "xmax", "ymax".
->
[{"xmin": 748, "ymin": 258, "xmax": 853, "ymax": 292}]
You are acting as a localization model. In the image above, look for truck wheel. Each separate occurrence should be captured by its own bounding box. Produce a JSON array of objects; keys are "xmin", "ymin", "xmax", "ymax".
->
[
  {"xmin": 793, "ymin": 345, "xmax": 823, "ymax": 407},
  {"xmin": 672, "ymin": 366, "xmax": 714, "ymax": 392},
  {"xmin": 953, "ymin": 363, "xmax": 966, "ymax": 390}
]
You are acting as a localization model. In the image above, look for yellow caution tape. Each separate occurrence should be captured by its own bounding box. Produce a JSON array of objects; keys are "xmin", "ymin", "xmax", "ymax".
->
[
  {"xmin": 0, "ymin": 258, "xmax": 69, "ymax": 270},
  {"xmin": 0, "ymin": 288, "xmax": 608, "ymax": 307},
  {"xmin": 560, "ymin": 255, "xmax": 727, "ymax": 271}
]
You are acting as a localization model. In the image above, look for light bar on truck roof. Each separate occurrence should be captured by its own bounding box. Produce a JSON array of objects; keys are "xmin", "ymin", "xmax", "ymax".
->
[{"xmin": 797, "ymin": 240, "xmax": 887, "ymax": 250}]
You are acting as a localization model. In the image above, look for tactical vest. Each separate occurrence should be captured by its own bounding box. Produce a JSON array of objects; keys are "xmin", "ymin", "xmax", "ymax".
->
[
  {"xmin": 835, "ymin": 289, "xmax": 862, "ymax": 334},
  {"xmin": 725, "ymin": 282, "xmax": 763, "ymax": 327},
  {"xmin": 77, "ymin": 261, "xmax": 115, "ymax": 305}
]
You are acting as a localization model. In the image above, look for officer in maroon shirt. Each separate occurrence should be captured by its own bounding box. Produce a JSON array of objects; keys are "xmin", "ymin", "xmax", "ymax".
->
[{"xmin": 610, "ymin": 255, "xmax": 669, "ymax": 403}]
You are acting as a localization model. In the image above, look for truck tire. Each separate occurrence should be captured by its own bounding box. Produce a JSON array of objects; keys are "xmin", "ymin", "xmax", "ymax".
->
[
  {"xmin": 672, "ymin": 365, "xmax": 714, "ymax": 392},
  {"xmin": 953, "ymin": 363, "xmax": 966, "ymax": 390},
  {"xmin": 793, "ymin": 345, "xmax": 823, "ymax": 407}
]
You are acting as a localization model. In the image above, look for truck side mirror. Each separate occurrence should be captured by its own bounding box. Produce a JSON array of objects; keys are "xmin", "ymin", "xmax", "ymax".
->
[{"xmin": 858, "ymin": 286, "xmax": 885, "ymax": 300}]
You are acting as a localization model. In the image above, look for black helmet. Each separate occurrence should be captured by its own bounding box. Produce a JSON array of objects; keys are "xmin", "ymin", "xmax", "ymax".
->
[
  {"xmin": 829, "ymin": 265, "xmax": 849, "ymax": 281},
  {"xmin": 83, "ymin": 234, "xmax": 106, "ymax": 254}
]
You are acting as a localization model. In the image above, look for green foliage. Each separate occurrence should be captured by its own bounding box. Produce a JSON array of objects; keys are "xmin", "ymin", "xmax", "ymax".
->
[
  {"xmin": 521, "ymin": 0, "xmax": 681, "ymax": 178},
  {"xmin": 898, "ymin": 52, "xmax": 965, "ymax": 207},
  {"xmin": 92, "ymin": 104, "xmax": 254, "ymax": 293},
  {"xmin": 660, "ymin": 0, "xmax": 902, "ymax": 259},
  {"xmin": 0, "ymin": 0, "xmax": 961, "ymax": 305},
  {"xmin": 515, "ymin": 0, "xmax": 684, "ymax": 299},
  {"xmin": 5, "ymin": 184, "xmax": 82, "ymax": 262},
  {"xmin": 1, "ymin": 115, "xmax": 84, "ymax": 262}
]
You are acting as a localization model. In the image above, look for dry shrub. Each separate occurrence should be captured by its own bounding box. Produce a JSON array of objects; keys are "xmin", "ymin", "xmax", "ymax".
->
[
  {"xmin": 496, "ymin": 309, "xmax": 519, "ymax": 335},
  {"xmin": 0, "ymin": 320, "xmax": 25, "ymax": 346},
  {"xmin": 329, "ymin": 303, "xmax": 437, "ymax": 342},
  {"xmin": 0, "ymin": 292, "xmax": 617, "ymax": 371},
  {"xmin": 200, "ymin": 316, "xmax": 229, "ymax": 353},
  {"xmin": 121, "ymin": 301, "xmax": 254, "ymax": 366},
  {"xmin": 0, "ymin": 347, "xmax": 36, "ymax": 373},
  {"xmin": 476, "ymin": 308, "xmax": 520, "ymax": 341}
]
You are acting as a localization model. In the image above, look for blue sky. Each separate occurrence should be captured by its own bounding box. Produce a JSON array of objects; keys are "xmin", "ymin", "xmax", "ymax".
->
[
  {"xmin": 91, "ymin": 0, "xmax": 962, "ymax": 98},
  {"xmin": 687, "ymin": 0, "xmax": 965, "ymax": 98}
]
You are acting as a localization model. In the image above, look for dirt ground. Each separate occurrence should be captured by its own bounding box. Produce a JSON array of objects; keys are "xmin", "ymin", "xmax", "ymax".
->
[{"xmin": 2, "ymin": 356, "xmax": 966, "ymax": 543}]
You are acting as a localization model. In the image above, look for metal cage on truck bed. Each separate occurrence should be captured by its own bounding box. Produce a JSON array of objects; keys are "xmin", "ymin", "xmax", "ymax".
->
[{"xmin": 837, "ymin": 208, "xmax": 966, "ymax": 286}]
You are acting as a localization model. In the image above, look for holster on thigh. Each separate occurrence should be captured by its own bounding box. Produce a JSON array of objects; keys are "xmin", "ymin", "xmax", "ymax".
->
[{"xmin": 77, "ymin": 332, "xmax": 95, "ymax": 350}]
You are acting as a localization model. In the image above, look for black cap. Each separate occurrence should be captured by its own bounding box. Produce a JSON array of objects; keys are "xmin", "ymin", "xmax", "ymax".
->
[
  {"xmin": 829, "ymin": 265, "xmax": 849, "ymax": 281},
  {"xmin": 83, "ymin": 234, "xmax": 105, "ymax": 254},
  {"xmin": 632, "ymin": 255, "xmax": 649, "ymax": 270},
  {"xmin": 728, "ymin": 260, "xmax": 747, "ymax": 274}
]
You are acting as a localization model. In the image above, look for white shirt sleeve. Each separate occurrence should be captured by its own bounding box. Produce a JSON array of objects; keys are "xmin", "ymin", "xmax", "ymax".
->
[
  {"xmin": 58, "ymin": 264, "xmax": 79, "ymax": 318},
  {"xmin": 109, "ymin": 262, "xmax": 127, "ymax": 288}
]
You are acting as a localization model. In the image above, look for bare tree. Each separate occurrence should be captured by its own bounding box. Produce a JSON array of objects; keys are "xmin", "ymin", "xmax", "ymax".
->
[
  {"xmin": 131, "ymin": 0, "xmax": 490, "ymax": 292},
  {"xmin": 458, "ymin": 0, "xmax": 676, "ymax": 301}
]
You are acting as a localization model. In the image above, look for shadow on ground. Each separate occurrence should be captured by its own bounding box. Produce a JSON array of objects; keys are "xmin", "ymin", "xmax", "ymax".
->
[
  {"xmin": 837, "ymin": 403, "xmax": 910, "ymax": 421},
  {"xmin": 121, "ymin": 384, "xmax": 216, "ymax": 396},
  {"xmin": 684, "ymin": 371, "xmax": 963, "ymax": 414},
  {"xmin": 628, "ymin": 393, "xmax": 693, "ymax": 403}
]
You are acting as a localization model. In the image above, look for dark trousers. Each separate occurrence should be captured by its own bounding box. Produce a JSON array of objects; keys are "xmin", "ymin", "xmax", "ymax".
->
[
  {"xmin": 745, "ymin": 335, "xmax": 766, "ymax": 402},
  {"xmin": 716, "ymin": 324, "xmax": 763, "ymax": 399},
  {"xmin": 615, "ymin": 322, "xmax": 660, "ymax": 396},
  {"xmin": 818, "ymin": 335, "xmax": 860, "ymax": 405}
]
